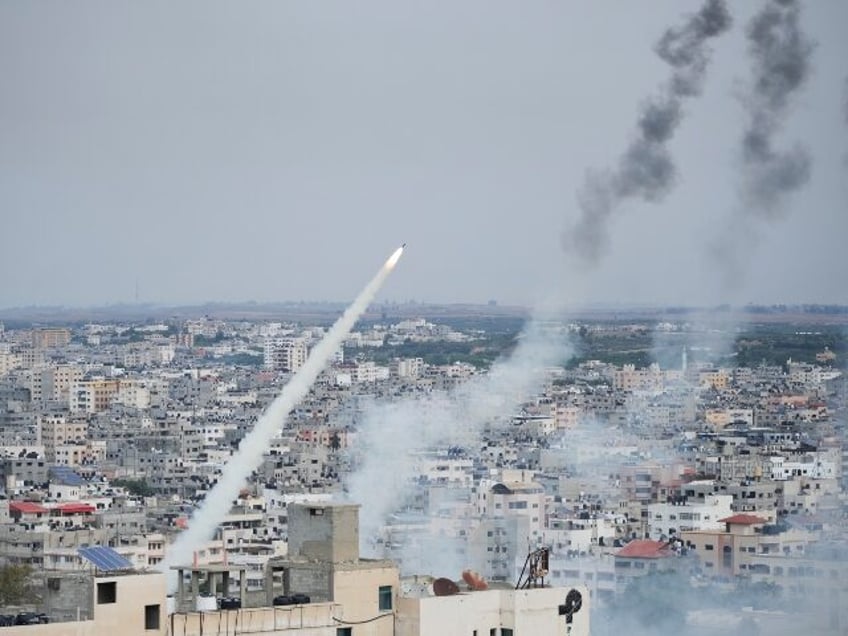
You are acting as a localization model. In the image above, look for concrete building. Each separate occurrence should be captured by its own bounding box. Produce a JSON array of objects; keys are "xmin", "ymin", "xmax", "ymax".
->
[
  {"xmin": 476, "ymin": 474, "xmax": 546, "ymax": 542},
  {"xmin": 39, "ymin": 414, "xmax": 88, "ymax": 462},
  {"xmin": 397, "ymin": 582, "xmax": 591, "ymax": 636},
  {"xmin": 31, "ymin": 328, "xmax": 71, "ymax": 349},
  {"xmin": 681, "ymin": 514, "xmax": 809, "ymax": 579},
  {"xmin": 263, "ymin": 337, "xmax": 307, "ymax": 372},
  {"xmin": 264, "ymin": 502, "xmax": 399, "ymax": 636},
  {"xmin": 612, "ymin": 363, "xmax": 663, "ymax": 392},
  {"xmin": 69, "ymin": 379, "xmax": 123, "ymax": 414},
  {"xmin": 646, "ymin": 494, "xmax": 733, "ymax": 541}
]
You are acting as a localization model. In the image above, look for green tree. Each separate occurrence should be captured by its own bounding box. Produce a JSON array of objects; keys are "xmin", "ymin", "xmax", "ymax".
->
[
  {"xmin": 0, "ymin": 564, "xmax": 39, "ymax": 606},
  {"xmin": 112, "ymin": 478, "xmax": 156, "ymax": 497}
]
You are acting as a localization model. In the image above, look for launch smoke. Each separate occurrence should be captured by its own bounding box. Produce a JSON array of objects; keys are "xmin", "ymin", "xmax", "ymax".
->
[
  {"xmin": 739, "ymin": 0, "xmax": 814, "ymax": 216},
  {"xmin": 159, "ymin": 246, "xmax": 405, "ymax": 588},
  {"xmin": 346, "ymin": 318, "xmax": 572, "ymax": 569},
  {"xmin": 563, "ymin": 0, "xmax": 731, "ymax": 265}
]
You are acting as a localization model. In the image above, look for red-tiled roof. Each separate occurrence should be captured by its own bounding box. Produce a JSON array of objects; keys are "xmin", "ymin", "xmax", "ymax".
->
[
  {"xmin": 615, "ymin": 540, "xmax": 673, "ymax": 559},
  {"xmin": 10, "ymin": 501, "xmax": 48, "ymax": 514},
  {"xmin": 54, "ymin": 502, "xmax": 96, "ymax": 515},
  {"xmin": 719, "ymin": 514, "xmax": 765, "ymax": 525}
]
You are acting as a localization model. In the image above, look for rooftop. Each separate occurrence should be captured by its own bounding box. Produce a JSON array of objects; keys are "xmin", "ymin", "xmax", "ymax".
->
[
  {"xmin": 718, "ymin": 514, "xmax": 766, "ymax": 525},
  {"xmin": 615, "ymin": 540, "xmax": 673, "ymax": 559},
  {"xmin": 10, "ymin": 501, "xmax": 48, "ymax": 514}
]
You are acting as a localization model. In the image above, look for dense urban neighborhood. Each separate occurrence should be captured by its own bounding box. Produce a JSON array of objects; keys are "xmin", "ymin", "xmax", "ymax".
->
[{"xmin": 0, "ymin": 307, "xmax": 845, "ymax": 634}]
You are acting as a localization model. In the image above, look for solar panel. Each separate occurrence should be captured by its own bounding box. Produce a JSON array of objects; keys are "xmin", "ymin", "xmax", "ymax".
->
[
  {"xmin": 50, "ymin": 466, "xmax": 84, "ymax": 486},
  {"xmin": 78, "ymin": 546, "xmax": 134, "ymax": 571}
]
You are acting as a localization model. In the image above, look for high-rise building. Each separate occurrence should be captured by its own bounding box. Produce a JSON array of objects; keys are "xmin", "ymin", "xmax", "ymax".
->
[{"xmin": 263, "ymin": 337, "xmax": 307, "ymax": 372}]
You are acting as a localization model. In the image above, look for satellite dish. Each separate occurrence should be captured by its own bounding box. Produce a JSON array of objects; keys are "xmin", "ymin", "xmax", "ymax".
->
[
  {"xmin": 433, "ymin": 578, "xmax": 460, "ymax": 596},
  {"xmin": 462, "ymin": 570, "xmax": 489, "ymax": 591},
  {"xmin": 558, "ymin": 589, "xmax": 583, "ymax": 624}
]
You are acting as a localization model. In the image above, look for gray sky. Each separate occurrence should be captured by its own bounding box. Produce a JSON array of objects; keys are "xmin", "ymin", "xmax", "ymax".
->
[{"xmin": 1, "ymin": 1, "xmax": 846, "ymax": 310}]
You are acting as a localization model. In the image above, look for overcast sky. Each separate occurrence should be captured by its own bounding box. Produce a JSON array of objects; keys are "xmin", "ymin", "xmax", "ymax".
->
[{"xmin": 1, "ymin": 1, "xmax": 846, "ymax": 310}]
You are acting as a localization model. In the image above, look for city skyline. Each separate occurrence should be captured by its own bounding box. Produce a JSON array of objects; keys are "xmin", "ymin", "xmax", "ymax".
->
[{"xmin": 2, "ymin": 1, "xmax": 847, "ymax": 310}]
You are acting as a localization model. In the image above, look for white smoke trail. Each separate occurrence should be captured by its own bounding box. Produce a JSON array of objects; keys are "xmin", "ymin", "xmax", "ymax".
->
[
  {"xmin": 345, "ymin": 317, "xmax": 572, "ymax": 570},
  {"xmin": 159, "ymin": 246, "xmax": 405, "ymax": 586}
]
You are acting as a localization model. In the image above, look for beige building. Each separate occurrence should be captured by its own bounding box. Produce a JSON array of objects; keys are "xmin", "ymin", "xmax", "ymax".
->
[
  {"xmin": 54, "ymin": 364, "xmax": 84, "ymax": 402},
  {"xmin": 263, "ymin": 503, "xmax": 398, "ymax": 636},
  {"xmin": 396, "ymin": 582, "xmax": 590, "ymax": 636},
  {"xmin": 39, "ymin": 414, "xmax": 88, "ymax": 461},
  {"xmin": 9, "ymin": 571, "xmax": 166, "ymax": 636},
  {"xmin": 704, "ymin": 408, "xmax": 754, "ymax": 430},
  {"xmin": 698, "ymin": 369, "xmax": 729, "ymax": 390},
  {"xmin": 70, "ymin": 379, "xmax": 123, "ymax": 413},
  {"xmin": 476, "ymin": 473, "xmax": 546, "ymax": 540},
  {"xmin": 612, "ymin": 364, "xmax": 663, "ymax": 392},
  {"xmin": 554, "ymin": 404, "xmax": 581, "ymax": 430},
  {"xmin": 681, "ymin": 514, "xmax": 810, "ymax": 579},
  {"xmin": 169, "ymin": 603, "xmax": 345, "ymax": 636},
  {"xmin": 32, "ymin": 328, "xmax": 71, "ymax": 349},
  {"xmin": 0, "ymin": 350, "xmax": 21, "ymax": 375}
]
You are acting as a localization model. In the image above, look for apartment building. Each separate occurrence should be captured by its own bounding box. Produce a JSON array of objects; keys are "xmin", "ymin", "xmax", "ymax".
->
[
  {"xmin": 70, "ymin": 379, "xmax": 123, "ymax": 414},
  {"xmin": 682, "ymin": 514, "xmax": 808, "ymax": 578},
  {"xmin": 31, "ymin": 328, "xmax": 71, "ymax": 349},
  {"xmin": 263, "ymin": 337, "xmax": 307, "ymax": 372},
  {"xmin": 646, "ymin": 494, "xmax": 733, "ymax": 540}
]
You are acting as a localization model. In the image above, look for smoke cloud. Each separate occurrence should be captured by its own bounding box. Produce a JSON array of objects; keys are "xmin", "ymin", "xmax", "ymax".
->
[
  {"xmin": 739, "ymin": 0, "xmax": 815, "ymax": 217},
  {"xmin": 709, "ymin": 0, "xmax": 814, "ymax": 293},
  {"xmin": 159, "ymin": 246, "xmax": 404, "ymax": 589},
  {"xmin": 344, "ymin": 318, "xmax": 572, "ymax": 572},
  {"xmin": 563, "ymin": 0, "xmax": 731, "ymax": 265}
]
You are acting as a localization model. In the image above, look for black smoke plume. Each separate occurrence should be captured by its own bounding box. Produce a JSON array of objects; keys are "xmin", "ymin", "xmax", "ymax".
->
[
  {"xmin": 739, "ymin": 0, "xmax": 815, "ymax": 217},
  {"xmin": 564, "ymin": 0, "xmax": 731, "ymax": 265}
]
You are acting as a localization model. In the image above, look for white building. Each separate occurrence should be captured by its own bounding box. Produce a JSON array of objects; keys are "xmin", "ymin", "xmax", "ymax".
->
[
  {"xmin": 263, "ymin": 337, "xmax": 307, "ymax": 372},
  {"xmin": 647, "ymin": 494, "xmax": 733, "ymax": 541},
  {"xmin": 477, "ymin": 474, "xmax": 546, "ymax": 541},
  {"xmin": 395, "ymin": 357, "xmax": 425, "ymax": 378},
  {"xmin": 769, "ymin": 455, "xmax": 837, "ymax": 481},
  {"xmin": 414, "ymin": 455, "xmax": 474, "ymax": 487},
  {"xmin": 397, "ymin": 583, "xmax": 590, "ymax": 636}
]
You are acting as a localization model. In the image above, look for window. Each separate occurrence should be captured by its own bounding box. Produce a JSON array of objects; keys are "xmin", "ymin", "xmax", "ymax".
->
[
  {"xmin": 502, "ymin": 630, "xmax": 514, "ymax": 636},
  {"xmin": 722, "ymin": 546, "xmax": 732, "ymax": 569},
  {"xmin": 97, "ymin": 581, "xmax": 117, "ymax": 604},
  {"xmin": 705, "ymin": 544, "xmax": 714, "ymax": 551},
  {"xmin": 145, "ymin": 605, "xmax": 160, "ymax": 630},
  {"xmin": 337, "ymin": 629, "xmax": 352, "ymax": 636},
  {"xmin": 378, "ymin": 585, "xmax": 392, "ymax": 611}
]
